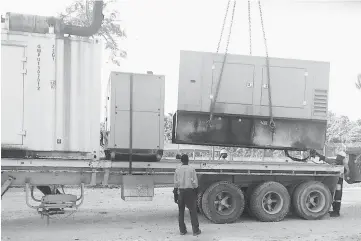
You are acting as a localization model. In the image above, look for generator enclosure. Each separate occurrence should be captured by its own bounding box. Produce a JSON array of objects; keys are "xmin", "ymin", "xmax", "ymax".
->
[
  {"xmin": 173, "ymin": 50, "xmax": 330, "ymax": 150},
  {"xmin": 1, "ymin": 28, "xmax": 102, "ymax": 159},
  {"xmin": 104, "ymin": 72, "xmax": 165, "ymax": 161}
]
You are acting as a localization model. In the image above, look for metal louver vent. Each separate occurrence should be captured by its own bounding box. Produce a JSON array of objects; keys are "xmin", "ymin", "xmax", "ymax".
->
[{"xmin": 313, "ymin": 89, "xmax": 328, "ymax": 116}]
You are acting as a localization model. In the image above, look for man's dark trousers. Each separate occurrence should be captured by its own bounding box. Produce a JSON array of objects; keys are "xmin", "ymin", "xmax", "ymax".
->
[{"xmin": 178, "ymin": 188, "xmax": 200, "ymax": 233}]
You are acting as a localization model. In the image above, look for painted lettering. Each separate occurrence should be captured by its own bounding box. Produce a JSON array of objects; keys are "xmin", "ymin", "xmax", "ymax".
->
[{"xmin": 36, "ymin": 45, "xmax": 41, "ymax": 90}]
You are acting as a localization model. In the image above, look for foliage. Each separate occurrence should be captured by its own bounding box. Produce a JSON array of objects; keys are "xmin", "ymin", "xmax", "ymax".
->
[
  {"xmin": 327, "ymin": 111, "xmax": 361, "ymax": 144},
  {"xmin": 59, "ymin": 0, "xmax": 127, "ymax": 66},
  {"xmin": 357, "ymin": 74, "xmax": 361, "ymax": 90},
  {"xmin": 164, "ymin": 114, "xmax": 173, "ymax": 143}
]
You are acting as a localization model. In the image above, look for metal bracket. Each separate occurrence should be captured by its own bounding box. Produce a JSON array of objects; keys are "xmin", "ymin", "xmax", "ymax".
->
[
  {"xmin": 90, "ymin": 169, "xmax": 97, "ymax": 186},
  {"xmin": 102, "ymin": 169, "xmax": 110, "ymax": 186}
]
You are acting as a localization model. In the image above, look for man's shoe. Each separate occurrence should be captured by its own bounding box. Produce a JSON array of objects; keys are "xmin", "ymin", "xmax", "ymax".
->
[
  {"xmin": 180, "ymin": 231, "xmax": 187, "ymax": 235},
  {"xmin": 329, "ymin": 211, "xmax": 340, "ymax": 217},
  {"xmin": 193, "ymin": 230, "xmax": 201, "ymax": 236}
]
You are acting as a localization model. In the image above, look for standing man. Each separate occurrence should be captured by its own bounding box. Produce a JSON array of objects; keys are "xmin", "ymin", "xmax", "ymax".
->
[
  {"xmin": 311, "ymin": 150, "xmax": 350, "ymax": 217},
  {"xmin": 173, "ymin": 154, "xmax": 201, "ymax": 236}
]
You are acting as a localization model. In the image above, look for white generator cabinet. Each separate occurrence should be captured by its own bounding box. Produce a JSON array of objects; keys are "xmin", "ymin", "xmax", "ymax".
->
[
  {"xmin": 173, "ymin": 50, "xmax": 330, "ymax": 151},
  {"xmin": 104, "ymin": 72, "xmax": 165, "ymax": 162},
  {"xmin": 177, "ymin": 50, "xmax": 330, "ymax": 120},
  {"xmin": 1, "ymin": 29, "xmax": 101, "ymax": 159}
]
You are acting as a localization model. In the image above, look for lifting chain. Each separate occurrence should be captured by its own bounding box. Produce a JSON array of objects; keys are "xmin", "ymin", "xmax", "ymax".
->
[
  {"xmin": 248, "ymin": 0, "xmax": 252, "ymax": 56},
  {"xmin": 258, "ymin": 1, "xmax": 276, "ymax": 134},
  {"xmin": 216, "ymin": 0, "xmax": 231, "ymax": 54},
  {"xmin": 209, "ymin": 1, "xmax": 237, "ymax": 126}
]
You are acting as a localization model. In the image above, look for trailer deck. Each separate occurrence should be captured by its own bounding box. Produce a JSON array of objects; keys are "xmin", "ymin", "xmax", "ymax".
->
[{"xmin": 1, "ymin": 158, "xmax": 343, "ymax": 186}]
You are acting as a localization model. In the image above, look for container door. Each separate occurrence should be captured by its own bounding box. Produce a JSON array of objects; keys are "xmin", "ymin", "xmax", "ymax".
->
[
  {"xmin": 212, "ymin": 62, "xmax": 254, "ymax": 105},
  {"xmin": 132, "ymin": 112, "xmax": 161, "ymax": 150},
  {"xmin": 1, "ymin": 44, "xmax": 26, "ymax": 145},
  {"xmin": 112, "ymin": 73, "xmax": 131, "ymax": 148},
  {"xmin": 261, "ymin": 66, "xmax": 307, "ymax": 108},
  {"xmin": 132, "ymin": 74, "xmax": 163, "ymax": 112}
]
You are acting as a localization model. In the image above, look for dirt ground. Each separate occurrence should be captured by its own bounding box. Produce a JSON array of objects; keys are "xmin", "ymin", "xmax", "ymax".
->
[{"xmin": 1, "ymin": 185, "xmax": 361, "ymax": 241}]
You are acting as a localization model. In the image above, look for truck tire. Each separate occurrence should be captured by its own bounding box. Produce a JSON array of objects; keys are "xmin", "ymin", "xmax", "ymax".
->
[
  {"xmin": 287, "ymin": 182, "xmax": 304, "ymax": 215},
  {"xmin": 249, "ymin": 181, "xmax": 290, "ymax": 222},
  {"xmin": 244, "ymin": 183, "xmax": 261, "ymax": 217},
  {"xmin": 292, "ymin": 181, "xmax": 332, "ymax": 220},
  {"xmin": 201, "ymin": 181, "xmax": 245, "ymax": 224}
]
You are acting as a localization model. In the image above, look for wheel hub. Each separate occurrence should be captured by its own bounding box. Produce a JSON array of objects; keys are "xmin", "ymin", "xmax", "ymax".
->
[
  {"xmin": 214, "ymin": 191, "xmax": 234, "ymax": 215},
  {"xmin": 306, "ymin": 191, "xmax": 325, "ymax": 213},
  {"xmin": 262, "ymin": 191, "xmax": 283, "ymax": 215}
]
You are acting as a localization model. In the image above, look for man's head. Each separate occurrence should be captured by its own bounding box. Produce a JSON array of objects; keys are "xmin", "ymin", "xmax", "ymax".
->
[
  {"xmin": 181, "ymin": 154, "xmax": 189, "ymax": 165},
  {"xmin": 220, "ymin": 149, "xmax": 228, "ymax": 159}
]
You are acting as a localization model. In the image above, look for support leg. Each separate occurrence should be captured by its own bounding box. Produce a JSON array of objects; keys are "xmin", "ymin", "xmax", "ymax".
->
[{"xmin": 1, "ymin": 176, "xmax": 15, "ymax": 198}]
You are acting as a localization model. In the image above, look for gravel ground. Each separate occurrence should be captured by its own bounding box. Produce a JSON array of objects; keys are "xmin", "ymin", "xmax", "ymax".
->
[{"xmin": 1, "ymin": 186, "xmax": 361, "ymax": 241}]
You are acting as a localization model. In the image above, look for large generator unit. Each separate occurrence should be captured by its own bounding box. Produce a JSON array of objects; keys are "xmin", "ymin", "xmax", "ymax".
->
[
  {"xmin": 103, "ymin": 72, "xmax": 165, "ymax": 161},
  {"xmin": 173, "ymin": 50, "xmax": 330, "ymax": 151}
]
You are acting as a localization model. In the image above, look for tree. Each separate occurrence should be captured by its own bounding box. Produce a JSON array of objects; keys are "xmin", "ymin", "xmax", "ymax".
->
[
  {"xmin": 357, "ymin": 74, "xmax": 361, "ymax": 90},
  {"xmin": 59, "ymin": 0, "xmax": 127, "ymax": 66},
  {"xmin": 164, "ymin": 114, "xmax": 173, "ymax": 143}
]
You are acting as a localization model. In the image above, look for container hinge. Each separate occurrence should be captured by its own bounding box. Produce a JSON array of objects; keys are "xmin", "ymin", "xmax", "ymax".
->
[
  {"xmin": 18, "ymin": 130, "xmax": 27, "ymax": 136},
  {"xmin": 21, "ymin": 68, "xmax": 27, "ymax": 75}
]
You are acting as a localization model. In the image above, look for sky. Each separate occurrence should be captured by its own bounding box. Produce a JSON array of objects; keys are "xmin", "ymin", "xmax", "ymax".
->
[{"xmin": 2, "ymin": 0, "xmax": 361, "ymax": 121}]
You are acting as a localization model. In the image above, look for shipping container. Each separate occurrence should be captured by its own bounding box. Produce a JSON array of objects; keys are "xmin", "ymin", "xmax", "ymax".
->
[
  {"xmin": 103, "ymin": 72, "xmax": 165, "ymax": 161},
  {"xmin": 173, "ymin": 50, "xmax": 330, "ymax": 151},
  {"xmin": 1, "ymin": 29, "xmax": 102, "ymax": 160}
]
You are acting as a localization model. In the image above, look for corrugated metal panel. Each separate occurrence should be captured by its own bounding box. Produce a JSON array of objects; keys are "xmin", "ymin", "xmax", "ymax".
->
[{"xmin": 1, "ymin": 31, "xmax": 101, "ymax": 159}]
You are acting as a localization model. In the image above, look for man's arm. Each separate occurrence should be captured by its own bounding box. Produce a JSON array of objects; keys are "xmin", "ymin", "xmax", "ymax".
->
[
  {"xmin": 343, "ymin": 157, "xmax": 351, "ymax": 179},
  {"xmin": 173, "ymin": 169, "xmax": 179, "ymax": 203},
  {"xmin": 174, "ymin": 169, "xmax": 179, "ymax": 188},
  {"xmin": 192, "ymin": 168, "xmax": 199, "ymax": 194},
  {"xmin": 315, "ymin": 152, "xmax": 336, "ymax": 165}
]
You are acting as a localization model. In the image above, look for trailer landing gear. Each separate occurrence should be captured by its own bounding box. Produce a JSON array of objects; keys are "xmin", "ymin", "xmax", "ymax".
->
[
  {"xmin": 25, "ymin": 183, "xmax": 85, "ymax": 225},
  {"xmin": 1, "ymin": 176, "xmax": 15, "ymax": 198}
]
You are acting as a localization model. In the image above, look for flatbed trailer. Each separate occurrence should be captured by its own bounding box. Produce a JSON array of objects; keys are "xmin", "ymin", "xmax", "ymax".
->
[{"xmin": 1, "ymin": 157, "xmax": 344, "ymax": 224}]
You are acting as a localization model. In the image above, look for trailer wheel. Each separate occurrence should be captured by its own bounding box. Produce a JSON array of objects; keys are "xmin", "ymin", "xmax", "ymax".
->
[
  {"xmin": 202, "ymin": 181, "xmax": 245, "ymax": 224},
  {"xmin": 287, "ymin": 182, "xmax": 304, "ymax": 215},
  {"xmin": 292, "ymin": 181, "xmax": 332, "ymax": 220},
  {"xmin": 249, "ymin": 181, "xmax": 290, "ymax": 222},
  {"xmin": 244, "ymin": 183, "xmax": 261, "ymax": 217}
]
